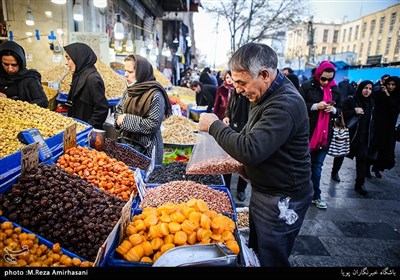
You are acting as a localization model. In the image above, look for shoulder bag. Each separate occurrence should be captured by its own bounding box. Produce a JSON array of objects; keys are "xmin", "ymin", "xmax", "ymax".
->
[{"xmin": 328, "ymin": 114, "xmax": 350, "ymax": 157}]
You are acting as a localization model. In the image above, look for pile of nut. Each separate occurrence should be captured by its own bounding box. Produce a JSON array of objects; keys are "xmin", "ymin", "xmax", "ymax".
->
[
  {"xmin": 59, "ymin": 61, "xmax": 126, "ymax": 100},
  {"xmin": 162, "ymin": 115, "xmax": 198, "ymax": 144},
  {"xmin": 139, "ymin": 181, "xmax": 234, "ymax": 215},
  {"xmin": 0, "ymin": 98, "xmax": 88, "ymax": 158},
  {"xmin": 186, "ymin": 155, "xmax": 244, "ymax": 175},
  {"xmin": 236, "ymin": 208, "xmax": 249, "ymax": 229}
]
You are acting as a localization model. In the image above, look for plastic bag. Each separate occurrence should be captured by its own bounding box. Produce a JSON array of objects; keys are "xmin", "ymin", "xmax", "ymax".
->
[{"xmin": 186, "ymin": 131, "xmax": 245, "ymax": 175}]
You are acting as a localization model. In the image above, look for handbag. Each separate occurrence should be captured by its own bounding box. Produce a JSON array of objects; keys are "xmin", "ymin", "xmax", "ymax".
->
[
  {"xmin": 328, "ymin": 114, "xmax": 350, "ymax": 157},
  {"xmin": 345, "ymin": 115, "xmax": 360, "ymax": 129}
]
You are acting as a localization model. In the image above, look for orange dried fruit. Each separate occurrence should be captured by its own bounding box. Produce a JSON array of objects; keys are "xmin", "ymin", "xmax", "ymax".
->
[
  {"xmin": 173, "ymin": 231, "xmax": 188, "ymax": 246},
  {"xmin": 168, "ymin": 222, "xmax": 181, "ymax": 233},
  {"xmin": 116, "ymin": 240, "xmax": 132, "ymax": 255},
  {"xmin": 195, "ymin": 199, "xmax": 209, "ymax": 212},
  {"xmin": 128, "ymin": 233, "xmax": 143, "ymax": 246},
  {"xmin": 225, "ymin": 240, "xmax": 240, "ymax": 255},
  {"xmin": 160, "ymin": 243, "xmax": 175, "ymax": 253}
]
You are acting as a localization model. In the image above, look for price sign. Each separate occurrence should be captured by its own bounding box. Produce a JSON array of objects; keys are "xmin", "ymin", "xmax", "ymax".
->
[
  {"xmin": 21, "ymin": 142, "xmax": 40, "ymax": 176},
  {"xmin": 63, "ymin": 123, "xmax": 77, "ymax": 153}
]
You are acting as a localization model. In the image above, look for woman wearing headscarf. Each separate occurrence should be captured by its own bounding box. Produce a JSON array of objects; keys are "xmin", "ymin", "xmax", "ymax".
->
[
  {"xmin": 369, "ymin": 75, "xmax": 400, "ymax": 177},
  {"xmin": 342, "ymin": 81, "xmax": 375, "ymax": 196},
  {"xmin": 114, "ymin": 55, "xmax": 172, "ymax": 165},
  {"xmin": 213, "ymin": 70, "xmax": 234, "ymax": 120},
  {"xmin": 63, "ymin": 42, "xmax": 108, "ymax": 129},
  {"xmin": 299, "ymin": 61, "xmax": 341, "ymax": 209},
  {"xmin": 0, "ymin": 41, "xmax": 48, "ymax": 108}
]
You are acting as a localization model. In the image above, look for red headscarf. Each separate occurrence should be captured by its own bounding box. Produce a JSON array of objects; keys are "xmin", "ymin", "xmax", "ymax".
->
[{"xmin": 309, "ymin": 61, "xmax": 336, "ymax": 152}]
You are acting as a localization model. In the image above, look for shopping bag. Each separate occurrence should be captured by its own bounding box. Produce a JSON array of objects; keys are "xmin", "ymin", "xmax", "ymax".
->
[
  {"xmin": 328, "ymin": 114, "xmax": 350, "ymax": 157},
  {"xmin": 186, "ymin": 131, "xmax": 245, "ymax": 175}
]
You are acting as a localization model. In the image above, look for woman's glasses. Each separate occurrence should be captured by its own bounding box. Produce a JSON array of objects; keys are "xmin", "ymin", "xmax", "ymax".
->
[{"xmin": 320, "ymin": 76, "xmax": 334, "ymax": 82}]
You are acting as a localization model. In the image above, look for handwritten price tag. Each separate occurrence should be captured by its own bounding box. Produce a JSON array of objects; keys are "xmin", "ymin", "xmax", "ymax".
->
[
  {"xmin": 63, "ymin": 123, "xmax": 77, "ymax": 153},
  {"xmin": 21, "ymin": 142, "xmax": 40, "ymax": 176}
]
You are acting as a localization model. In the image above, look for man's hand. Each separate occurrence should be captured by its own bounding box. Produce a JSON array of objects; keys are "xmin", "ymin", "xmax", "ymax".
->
[{"xmin": 198, "ymin": 113, "xmax": 218, "ymax": 132}]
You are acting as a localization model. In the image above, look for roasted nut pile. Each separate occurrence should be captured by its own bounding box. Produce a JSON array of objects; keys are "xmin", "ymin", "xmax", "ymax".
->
[
  {"xmin": 147, "ymin": 161, "xmax": 223, "ymax": 185},
  {"xmin": 139, "ymin": 181, "xmax": 234, "ymax": 214},
  {"xmin": 0, "ymin": 98, "xmax": 88, "ymax": 158},
  {"xmin": 0, "ymin": 164, "xmax": 125, "ymax": 262},
  {"xmin": 56, "ymin": 146, "xmax": 137, "ymax": 201},
  {"xmin": 104, "ymin": 138, "xmax": 151, "ymax": 170},
  {"xmin": 186, "ymin": 155, "xmax": 244, "ymax": 175},
  {"xmin": 0, "ymin": 221, "xmax": 93, "ymax": 267},
  {"xmin": 236, "ymin": 208, "xmax": 249, "ymax": 229},
  {"xmin": 116, "ymin": 199, "xmax": 239, "ymax": 263},
  {"xmin": 60, "ymin": 61, "xmax": 125, "ymax": 100},
  {"xmin": 40, "ymin": 65, "xmax": 69, "ymax": 83},
  {"xmin": 162, "ymin": 115, "xmax": 198, "ymax": 144}
]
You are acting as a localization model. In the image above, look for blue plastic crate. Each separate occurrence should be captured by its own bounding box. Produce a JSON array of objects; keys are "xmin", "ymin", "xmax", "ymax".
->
[
  {"xmin": 0, "ymin": 216, "xmax": 90, "ymax": 265},
  {"xmin": 107, "ymin": 208, "xmax": 242, "ymax": 267},
  {"xmin": 0, "ymin": 119, "xmax": 92, "ymax": 189}
]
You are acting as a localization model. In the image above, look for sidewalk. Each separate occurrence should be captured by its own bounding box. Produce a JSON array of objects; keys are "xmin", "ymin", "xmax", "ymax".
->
[{"xmin": 231, "ymin": 141, "xmax": 400, "ymax": 267}]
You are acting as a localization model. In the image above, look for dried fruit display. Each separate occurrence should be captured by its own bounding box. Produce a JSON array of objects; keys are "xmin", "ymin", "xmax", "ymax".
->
[
  {"xmin": 116, "ymin": 199, "xmax": 239, "ymax": 263},
  {"xmin": 56, "ymin": 146, "xmax": 137, "ymax": 201},
  {"xmin": 0, "ymin": 221, "xmax": 93, "ymax": 267},
  {"xmin": 0, "ymin": 164, "xmax": 125, "ymax": 262},
  {"xmin": 0, "ymin": 98, "xmax": 88, "ymax": 158}
]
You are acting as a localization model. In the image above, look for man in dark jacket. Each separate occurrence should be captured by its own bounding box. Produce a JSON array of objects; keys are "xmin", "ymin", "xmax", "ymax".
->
[
  {"xmin": 198, "ymin": 43, "xmax": 313, "ymax": 267},
  {"xmin": 190, "ymin": 80, "xmax": 216, "ymax": 113},
  {"xmin": 64, "ymin": 42, "xmax": 108, "ymax": 129}
]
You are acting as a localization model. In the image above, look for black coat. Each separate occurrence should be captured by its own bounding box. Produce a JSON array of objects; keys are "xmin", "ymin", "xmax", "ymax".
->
[
  {"xmin": 342, "ymin": 95, "xmax": 375, "ymax": 160},
  {"xmin": 298, "ymin": 77, "xmax": 341, "ymax": 150},
  {"xmin": 64, "ymin": 43, "xmax": 108, "ymax": 129}
]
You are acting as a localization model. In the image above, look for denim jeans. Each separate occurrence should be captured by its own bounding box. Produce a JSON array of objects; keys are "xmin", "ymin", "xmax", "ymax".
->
[
  {"xmin": 248, "ymin": 184, "xmax": 313, "ymax": 267},
  {"xmin": 310, "ymin": 149, "xmax": 328, "ymax": 200}
]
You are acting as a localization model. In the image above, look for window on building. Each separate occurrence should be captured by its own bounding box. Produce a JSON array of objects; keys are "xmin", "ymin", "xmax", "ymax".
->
[
  {"xmin": 370, "ymin": 19, "xmax": 376, "ymax": 37},
  {"xmin": 385, "ymin": 37, "xmax": 392, "ymax": 55},
  {"xmin": 359, "ymin": 43, "xmax": 364, "ymax": 56},
  {"xmin": 394, "ymin": 36, "xmax": 400, "ymax": 54},
  {"xmin": 376, "ymin": 39, "xmax": 381, "ymax": 54},
  {"xmin": 323, "ymin": 29, "xmax": 329, "ymax": 42},
  {"xmin": 342, "ymin": 29, "xmax": 347, "ymax": 43},
  {"xmin": 332, "ymin": 47, "xmax": 337, "ymax": 54},
  {"xmin": 367, "ymin": 41, "xmax": 372, "ymax": 56},
  {"xmin": 379, "ymin": 16, "xmax": 385, "ymax": 34},
  {"xmin": 341, "ymin": 46, "xmax": 344, "ymax": 53},
  {"xmin": 322, "ymin": 46, "xmax": 327, "ymax": 54},
  {"xmin": 362, "ymin": 22, "xmax": 367, "ymax": 38},
  {"xmin": 348, "ymin": 27, "xmax": 353, "ymax": 41},
  {"xmin": 389, "ymin": 12, "xmax": 397, "ymax": 32},
  {"xmin": 355, "ymin": 25, "xmax": 359, "ymax": 40},
  {"xmin": 333, "ymin": 30, "xmax": 339, "ymax": 43},
  {"xmin": 347, "ymin": 45, "xmax": 350, "ymax": 52},
  {"xmin": 353, "ymin": 44, "xmax": 356, "ymax": 52}
]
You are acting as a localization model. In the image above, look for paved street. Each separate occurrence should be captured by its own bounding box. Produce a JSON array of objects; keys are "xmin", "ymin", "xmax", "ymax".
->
[{"xmin": 230, "ymin": 142, "xmax": 400, "ymax": 268}]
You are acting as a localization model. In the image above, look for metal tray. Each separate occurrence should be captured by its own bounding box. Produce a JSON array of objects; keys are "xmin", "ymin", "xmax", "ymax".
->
[{"xmin": 152, "ymin": 243, "xmax": 238, "ymax": 267}]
